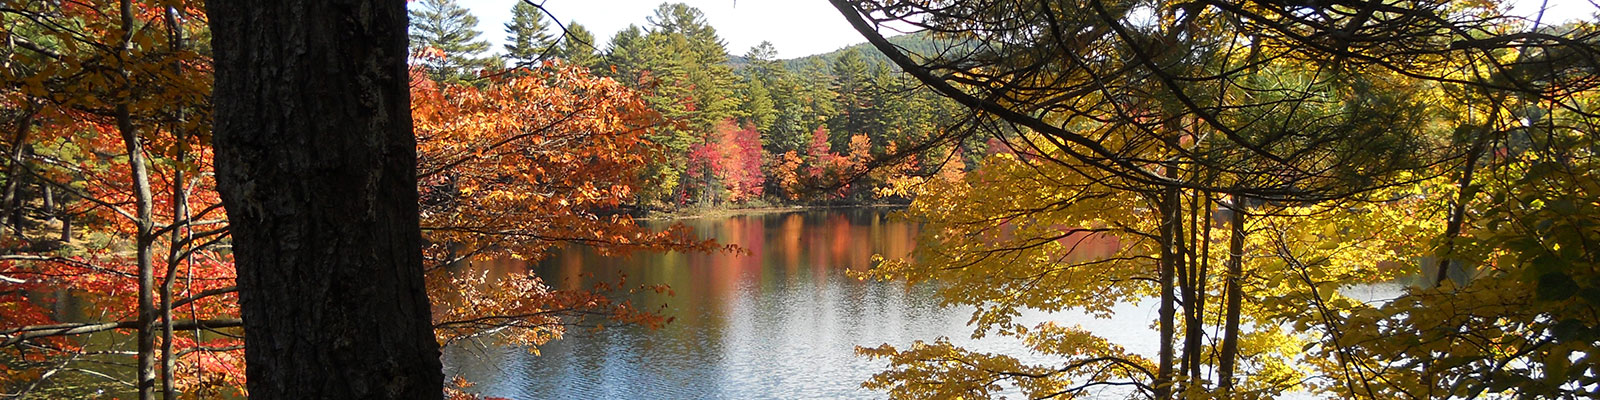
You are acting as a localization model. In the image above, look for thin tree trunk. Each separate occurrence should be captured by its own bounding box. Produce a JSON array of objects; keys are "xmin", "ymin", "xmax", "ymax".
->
[
  {"xmin": 1185, "ymin": 191, "xmax": 1208, "ymax": 383},
  {"xmin": 40, "ymin": 184, "xmax": 52, "ymax": 218},
  {"xmin": 119, "ymin": 100, "xmax": 158, "ymax": 400},
  {"xmin": 159, "ymin": 7, "xmax": 188, "ymax": 399},
  {"xmin": 1218, "ymin": 193, "xmax": 1247, "ymax": 390},
  {"xmin": 2, "ymin": 109, "xmax": 31, "ymax": 237},
  {"xmin": 59, "ymin": 211, "xmax": 71, "ymax": 242},
  {"xmin": 114, "ymin": 1, "xmax": 158, "ymax": 399},
  {"xmin": 207, "ymin": 0, "xmax": 445, "ymax": 397},
  {"xmin": 1434, "ymin": 129, "xmax": 1490, "ymax": 287},
  {"xmin": 159, "ymin": 165, "xmax": 184, "ymax": 400},
  {"xmin": 5, "ymin": 169, "xmax": 22, "ymax": 235},
  {"xmin": 1155, "ymin": 184, "xmax": 1181, "ymax": 399}
]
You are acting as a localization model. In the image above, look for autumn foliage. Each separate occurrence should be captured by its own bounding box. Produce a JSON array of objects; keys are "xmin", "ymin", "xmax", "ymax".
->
[
  {"xmin": 412, "ymin": 62, "xmax": 721, "ymax": 349},
  {"xmin": 685, "ymin": 120, "xmax": 765, "ymax": 204},
  {"xmin": 3, "ymin": 8, "xmax": 730, "ymax": 393},
  {"xmin": 0, "ymin": 0, "xmax": 246, "ymax": 396}
]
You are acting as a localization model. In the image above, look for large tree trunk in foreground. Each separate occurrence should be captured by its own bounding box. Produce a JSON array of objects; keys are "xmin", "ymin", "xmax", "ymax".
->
[{"xmin": 206, "ymin": 1, "xmax": 444, "ymax": 398}]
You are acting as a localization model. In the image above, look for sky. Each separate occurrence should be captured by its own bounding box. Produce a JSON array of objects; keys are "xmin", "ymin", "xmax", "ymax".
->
[
  {"xmin": 447, "ymin": 0, "xmax": 1599, "ymax": 60},
  {"xmin": 454, "ymin": 0, "xmax": 876, "ymax": 59}
]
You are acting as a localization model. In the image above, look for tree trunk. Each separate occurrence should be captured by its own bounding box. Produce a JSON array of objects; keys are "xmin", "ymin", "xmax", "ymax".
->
[
  {"xmin": 1218, "ymin": 193, "xmax": 1247, "ymax": 390},
  {"xmin": 206, "ymin": 0, "xmax": 444, "ymax": 398},
  {"xmin": 58, "ymin": 211, "xmax": 71, "ymax": 242},
  {"xmin": 1184, "ymin": 191, "xmax": 1207, "ymax": 383},
  {"xmin": 1434, "ymin": 128, "xmax": 1490, "ymax": 287},
  {"xmin": 118, "ymin": 102, "xmax": 158, "ymax": 400},
  {"xmin": 160, "ymin": 8, "xmax": 188, "ymax": 399},
  {"xmin": 40, "ymin": 184, "xmax": 52, "ymax": 218},
  {"xmin": 113, "ymin": 1, "xmax": 158, "ymax": 399},
  {"xmin": 2, "ymin": 112, "xmax": 28, "ymax": 237},
  {"xmin": 1154, "ymin": 185, "xmax": 1181, "ymax": 399}
]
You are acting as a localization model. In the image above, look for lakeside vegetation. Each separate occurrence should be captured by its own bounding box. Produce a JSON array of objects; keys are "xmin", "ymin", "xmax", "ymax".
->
[{"xmin": 0, "ymin": 0, "xmax": 1597, "ymax": 399}]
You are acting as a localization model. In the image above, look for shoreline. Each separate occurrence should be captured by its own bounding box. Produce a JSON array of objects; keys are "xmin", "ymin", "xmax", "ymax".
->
[{"xmin": 640, "ymin": 203, "xmax": 908, "ymax": 221}]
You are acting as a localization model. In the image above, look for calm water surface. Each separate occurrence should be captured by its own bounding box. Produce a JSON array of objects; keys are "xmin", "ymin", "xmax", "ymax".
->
[{"xmin": 440, "ymin": 209, "xmax": 1194, "ymax": 399}]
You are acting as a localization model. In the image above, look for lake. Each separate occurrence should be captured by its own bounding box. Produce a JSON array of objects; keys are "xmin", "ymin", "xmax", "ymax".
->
[{"xmin": 439, "ymin": 208, "xmax": 1184, "ymax": 399}]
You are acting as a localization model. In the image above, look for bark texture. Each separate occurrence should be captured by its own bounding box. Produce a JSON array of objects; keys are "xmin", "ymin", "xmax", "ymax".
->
[{"xmin": 206, "ymin": 0, "xmax": 444, "ymax": 398}]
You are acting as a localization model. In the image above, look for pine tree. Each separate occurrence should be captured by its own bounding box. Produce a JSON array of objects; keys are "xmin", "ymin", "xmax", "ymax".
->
[
  {"xmin": 742, "ymin": 41, "xmax": 780, "ymax": 80},
  {"xmin": 738, "ymin": 43, "xmax": 781, "ymax": 133},
  {"xmin": 829, "ymin": 48, "xmax": 871, "ymax": 148},
  {"xmin": 555, "ymin": 22, "xmax": 601, "ymax": 70},
  {"xmin": 409, "ymin": 0, "xmax": 491, "ymax": 83},
  {"xmin": 503, "ymin": 1, "xmax": 554, "ymax": 66},
  {"xmin": 738, "ymin": 76, "xmax": 776, "ymax": 133},
  {"xmin": 603, "ymin": 25, "xmax": 652, "ymax": 85}
]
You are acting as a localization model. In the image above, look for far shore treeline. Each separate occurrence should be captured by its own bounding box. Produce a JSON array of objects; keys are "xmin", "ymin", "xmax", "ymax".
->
[{"xmin": 415, "ymin": 0, "xmax": 976, "ymax": 209}]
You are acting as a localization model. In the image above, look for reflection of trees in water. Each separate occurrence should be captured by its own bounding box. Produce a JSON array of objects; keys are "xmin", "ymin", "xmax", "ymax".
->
[{"xmin": 446, "ymin": 209, "xmax": 965, "ymax": 399}]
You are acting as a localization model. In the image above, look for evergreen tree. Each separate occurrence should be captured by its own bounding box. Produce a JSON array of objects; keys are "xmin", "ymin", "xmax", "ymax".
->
[
  {"xmin": 738, "ymin": 42, "xmax": 782, "ymax": 133},
  {"xmin": 608, "ymin": 3, "xmax": 739, "ymax": 204},
  {"xmin": 645, "ymin": 3, "xmax": 736, "ymax": 134},
  {"xmin": 409, "ymin": 0, "xmax": 491, "ymax": 83},
  {"xmin": 769, "ymin": 58, "xmax": 837, "ymax": 156},
  {"xmin": 745, "ymin": 41, "xmax": 780, "ymax": 75},
  {"xmin": 738, "ymin": 75, "xmax": 776, "ymax": 133},
  {"xmin": 829, "ymin": 48, "xmax": 871, "ymax": 148},
  {"xmin": 503, "ymin": 1, "xmax": 554, "ymax": 66},
  {"xmin": 603, "ymin": 25, "xmax": 652, "ymax": 86},
  {"xmin": 555, "ymin": 22, "xmax": 602, "ymax": 70}
]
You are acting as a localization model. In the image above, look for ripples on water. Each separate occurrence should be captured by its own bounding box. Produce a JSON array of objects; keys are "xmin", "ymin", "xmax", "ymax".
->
[{"xmin": 441, "ymin": 209, "xmax": 1181, "ymax": 399}]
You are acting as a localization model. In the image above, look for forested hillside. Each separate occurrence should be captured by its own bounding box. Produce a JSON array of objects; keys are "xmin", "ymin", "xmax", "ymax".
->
[{"xmin": 417, "ymin": 1, "xmax": 976, "ymax": 208}]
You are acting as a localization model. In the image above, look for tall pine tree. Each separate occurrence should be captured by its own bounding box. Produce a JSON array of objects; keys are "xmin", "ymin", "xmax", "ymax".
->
[
  {"xmin": 555, "ymin": 22, "xmax": 601, "ymax": 70},
  {"xmin": 502, "ymin": 1, "xmax": 554, "ymax": 66},
  {"xmin": 409, "ymin": 0, "xmax": 491, "ymax": 83},
  {"xmin": 603, "ymin": 25, "xmax": 652, "ymax": 86}
]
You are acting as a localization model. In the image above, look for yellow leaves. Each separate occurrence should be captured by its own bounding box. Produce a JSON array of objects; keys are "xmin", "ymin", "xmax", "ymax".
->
[{"xmin": 858, "ymin": 323, "xmax": 1157, "ymax": 400}]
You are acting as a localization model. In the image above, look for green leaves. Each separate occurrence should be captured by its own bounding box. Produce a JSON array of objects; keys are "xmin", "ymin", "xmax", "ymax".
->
[{"xmin": 1536, "ymin": 272, "xmax": 1579, "ymax": 301}]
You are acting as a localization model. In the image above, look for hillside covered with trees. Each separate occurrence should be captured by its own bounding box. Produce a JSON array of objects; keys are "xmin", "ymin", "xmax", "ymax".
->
[{"xmin": 414, "ymin": 0, "xmax": 974, "ymax": 208}]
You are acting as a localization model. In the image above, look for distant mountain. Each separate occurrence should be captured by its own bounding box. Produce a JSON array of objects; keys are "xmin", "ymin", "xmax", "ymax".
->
[
  {"xmin": 778, "ymin": 32, "xmax": 955, "ymax": 72},
  {"xmin": 721, "ymin": 32, "xmax": 957, "ymax": 73}
]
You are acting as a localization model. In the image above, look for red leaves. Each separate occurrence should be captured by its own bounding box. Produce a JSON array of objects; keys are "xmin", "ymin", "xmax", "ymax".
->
[
  {"xmin": 686, "ymin": 119, "xmax": 766, "ymax": 203},
  {"xmin": 414, "ymin": 63, "xmax": 723, "ymax": 350},
  {"xmin": 414, "ymin": 63, "xmax": 685, "ymax": 263}
]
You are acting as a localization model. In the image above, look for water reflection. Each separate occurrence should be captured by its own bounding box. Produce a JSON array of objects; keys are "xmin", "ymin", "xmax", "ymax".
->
[{"xmin": 441, "ymin": 209, "xmax": 1152, "ymax": 399}]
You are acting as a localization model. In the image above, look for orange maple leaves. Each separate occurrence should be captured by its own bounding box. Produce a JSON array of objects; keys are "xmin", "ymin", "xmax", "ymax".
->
[{"xmin": 413, "ymin": 62, "xmax": 722, "ymax": 348}]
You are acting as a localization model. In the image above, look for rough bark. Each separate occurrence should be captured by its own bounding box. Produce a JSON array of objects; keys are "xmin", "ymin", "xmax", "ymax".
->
[{"xmin": 207, "ymin": 0, "xmax": 444, "ymax": 398}]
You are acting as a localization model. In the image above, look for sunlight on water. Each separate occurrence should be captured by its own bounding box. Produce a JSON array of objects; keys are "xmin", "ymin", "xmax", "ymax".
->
[{"xmin": 440, "ymin": 209, "xmax": 1212, "ymax": 399}]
